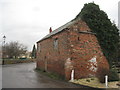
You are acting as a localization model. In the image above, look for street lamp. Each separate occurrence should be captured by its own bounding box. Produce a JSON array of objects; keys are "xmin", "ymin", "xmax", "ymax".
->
[{"xmin": 2, "ymin": 35, "xmax": 6, "ymax": 65}]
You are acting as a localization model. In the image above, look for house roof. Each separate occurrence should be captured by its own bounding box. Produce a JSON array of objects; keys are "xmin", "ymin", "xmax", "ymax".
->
[
  {"xmin": 37, "ymin": 19, "xmax": 96, "ymax": 43},
  {"xmin": 37, "ymin": 20, "xmax": 76, "ymax": 43}
]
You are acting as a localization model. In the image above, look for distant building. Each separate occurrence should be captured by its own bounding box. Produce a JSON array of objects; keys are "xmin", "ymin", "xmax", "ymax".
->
[
  {"xmin": 18, "ymin": 52, "xmax": 32, "ymax": 59},
  {"xmin": 118, "ymin": 1, "xmax": 120, "ymax": 31},
  {"xmin": 36, "ymin": 19, "xmax": 109, "ymax": 80}
]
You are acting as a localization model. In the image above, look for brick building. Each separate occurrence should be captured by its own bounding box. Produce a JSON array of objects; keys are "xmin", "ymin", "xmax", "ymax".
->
[{"xmin": 36, "ymin": 19, "xmax": 109, "ymax": 80}]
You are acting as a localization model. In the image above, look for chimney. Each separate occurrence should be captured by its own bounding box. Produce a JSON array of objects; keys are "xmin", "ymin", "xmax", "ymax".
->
[{"xmin": 49, "ymin": 27, "xmax": 52, "ymax": 33}]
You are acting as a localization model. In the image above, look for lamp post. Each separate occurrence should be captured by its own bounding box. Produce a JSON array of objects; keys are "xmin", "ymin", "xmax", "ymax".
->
[{"xmin": 2, "ymin": 35, "xmax": 6, "ymax": 65}]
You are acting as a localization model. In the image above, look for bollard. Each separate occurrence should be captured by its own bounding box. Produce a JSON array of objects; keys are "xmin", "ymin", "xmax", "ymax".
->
[
  {"xmin": 105, "ymin": 75, "xmax": 108, "ymax": 88},
  {"xmin": 71, "ymin": 70, "xmax": 74, "ymax": 81}
]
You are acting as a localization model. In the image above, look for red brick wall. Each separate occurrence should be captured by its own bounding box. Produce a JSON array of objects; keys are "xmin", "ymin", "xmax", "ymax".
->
[
  {"xmin": 36, "ymin": 30, "xmax": 70, "ymax": 77},
  {"xmin": 64, "ymin": 20, "xmax": 109, "ymax": 80},
  {"xmin": 37, "ymin": 20, "xmax": 109, "ymax": 80}
]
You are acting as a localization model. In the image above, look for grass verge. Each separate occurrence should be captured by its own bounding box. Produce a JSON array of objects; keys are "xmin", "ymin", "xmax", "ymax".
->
[
  {"xmin": 3, "ymin": 59, "xmax": 36, "ymax": 64},
  {"xmin": 35, "ymin": 68, "xmax": 65, "ymax": 81}
]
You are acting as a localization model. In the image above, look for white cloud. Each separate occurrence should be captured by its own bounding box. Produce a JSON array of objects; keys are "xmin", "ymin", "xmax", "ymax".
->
[{"xmin": 0, "ymin": 0, "xmax": 119, "ymax": 51}]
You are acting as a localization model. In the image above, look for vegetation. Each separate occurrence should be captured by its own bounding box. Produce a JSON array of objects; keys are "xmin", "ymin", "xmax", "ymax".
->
[
  {"xmin": 97, "ymin": 67, "xmax": 119, "ymax": 83},
  {"xmin": 75, "ymin": 2, "xmax": 120, "ymax": 67},
  {"xmin": 3, "ymin": 59, "xmax": 35, "ymax": 64},
  {"xmin": 35, "ymin": 68, "xmax": 64, "ymax": 80},
  {"xmin": 3, "ymin": 41, "xmax": 27, "ymax": 59},
  {"xmin": 31, "ymin": 45, "xmax": 37, "ymax": 59},
  {"xmin": 108, "ymin": 69, "xmax": 119, "ymax": 82}
]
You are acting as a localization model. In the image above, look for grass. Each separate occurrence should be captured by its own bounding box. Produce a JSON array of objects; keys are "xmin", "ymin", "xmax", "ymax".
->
[
  {"xmin": 3, "ymin": 59, "xmax": 35, "ymax": 64},
  {"xmin": 71, "ymin": 77, "xmax": 120, "ymax": 88},
  {"xmin": 35, "ymin": 68, "xmax": 64, "ymax": 80}
]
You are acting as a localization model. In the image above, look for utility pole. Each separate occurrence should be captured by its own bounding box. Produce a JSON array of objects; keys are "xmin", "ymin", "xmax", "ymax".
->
[{"xmin": 2, "ymin": 35, "xmax": 6, "ymax": 65}]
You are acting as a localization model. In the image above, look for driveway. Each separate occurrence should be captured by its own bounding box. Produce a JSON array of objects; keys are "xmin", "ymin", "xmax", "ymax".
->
[{"xmin": 2, "ymin": 62, "xmax": 87, "ymax": 88}]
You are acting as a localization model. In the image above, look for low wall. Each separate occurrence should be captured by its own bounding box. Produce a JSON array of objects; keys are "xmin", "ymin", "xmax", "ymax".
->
[{"xmin": 3, "ymin": 59, "xmax": 36, "ymax": 64}]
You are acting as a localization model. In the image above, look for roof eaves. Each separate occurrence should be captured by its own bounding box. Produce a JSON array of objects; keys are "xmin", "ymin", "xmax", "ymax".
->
[
  {"xmin": 37, "ymin": 28, "xmax": 68, "ymax": 43},
  {"xmin": 37, "ymin": 20, "xmax": 76, "ymax": 43}
]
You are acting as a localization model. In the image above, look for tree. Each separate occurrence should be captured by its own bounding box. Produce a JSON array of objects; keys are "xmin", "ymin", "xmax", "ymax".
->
[
  {"xmin": 31, "ymin": 45, "xmax": 36, "ymax": 59},
  {"xmin": 75, "ymin": 3, "xmax": 120, "ymax": 67},
  {"xmin": 4, "ymin": 41, "xmax": 27, "ymax": 59}
]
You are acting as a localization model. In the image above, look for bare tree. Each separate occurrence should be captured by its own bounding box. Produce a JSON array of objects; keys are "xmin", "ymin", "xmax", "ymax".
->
[{"xmin": 4, "ymin": 41, "xmax": 27, "ymax": 59}]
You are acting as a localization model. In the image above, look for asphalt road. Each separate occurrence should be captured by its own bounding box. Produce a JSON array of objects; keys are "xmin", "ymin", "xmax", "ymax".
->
[
  {"xmin": 0, "ymin": 65, "xmax": 2, "ymax": 89},
  {"xmin": 2, "ymin": 62, "xmax": 87, "ymax": 88}
]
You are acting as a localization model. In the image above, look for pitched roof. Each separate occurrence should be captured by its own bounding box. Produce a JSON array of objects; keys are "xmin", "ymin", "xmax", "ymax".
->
[
  {"xmin": 37, "ymin": 20, "xmax": 76, "ymax": 43},
  {"xmin": 37, "ymin": 19, "xmax": 96, "ymax": 43}
]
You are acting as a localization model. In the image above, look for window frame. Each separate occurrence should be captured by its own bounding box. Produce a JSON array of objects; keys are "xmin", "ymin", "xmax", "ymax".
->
[{"xmin": 53, "ymin": 38, "xmax": 58, "ymax": 50}]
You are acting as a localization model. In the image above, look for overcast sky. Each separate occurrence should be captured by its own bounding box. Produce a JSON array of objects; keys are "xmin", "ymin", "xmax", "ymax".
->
[{"xmin": 0, "ymin": 0, "xmax": 120, "ymax": 51}]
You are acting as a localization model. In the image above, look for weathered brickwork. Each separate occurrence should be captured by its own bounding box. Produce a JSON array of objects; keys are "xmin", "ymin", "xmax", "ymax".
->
[
  {"xmin": 37, "ymin": 30, "xmax": 70, "ymax": 77},
  {"xmin": 65, "ymin": 20, "xmax": 109, "ymax": 80},
  {"xmin": 36, "ymin": 20, "xmax": 109, "ymax": 80}
]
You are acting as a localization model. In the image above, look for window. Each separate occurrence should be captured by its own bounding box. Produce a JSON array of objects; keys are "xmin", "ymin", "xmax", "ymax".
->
[
  {"xmin": 53, "ymin": 38, "xmax": 58, "ymax": 49},
  {"xmin": 37, "ymin": 44, "xmax": 41, "ymax": 52}
]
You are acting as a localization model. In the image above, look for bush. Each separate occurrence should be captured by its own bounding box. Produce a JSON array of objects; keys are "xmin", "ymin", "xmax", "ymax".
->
[
  {"xmin": 108, "ymin": 69, "xmax": 119, "ymax": 82},
  {"xmin": 98, "ymin": 67, "xmax": 119, "ymax": 83},
  {"xmin": 4, "ymin": 59, "xmax": 35, "ymax": 64}
]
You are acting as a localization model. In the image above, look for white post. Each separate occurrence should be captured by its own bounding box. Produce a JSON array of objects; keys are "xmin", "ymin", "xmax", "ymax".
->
[
  {"xmin": 71, "ymin": 70, "xmax": 74, "ymax": 81},
  {"xmin": 105, "ymin": 75, "xmax": 108, "ymax": 88}
]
